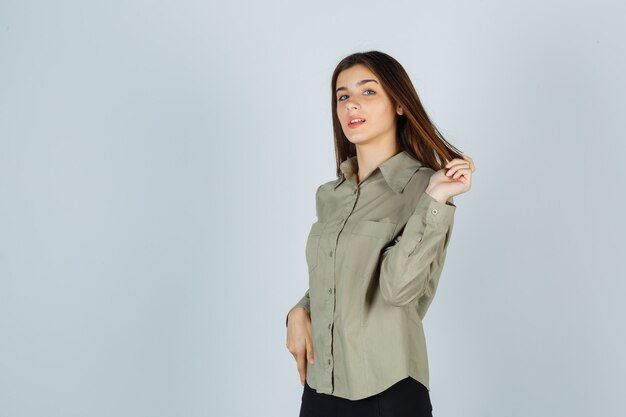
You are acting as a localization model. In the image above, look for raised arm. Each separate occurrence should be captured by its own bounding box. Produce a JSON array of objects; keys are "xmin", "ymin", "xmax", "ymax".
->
[{"xmin": 378, "ymin": 191, "xmax": 455, "ymax": 315}]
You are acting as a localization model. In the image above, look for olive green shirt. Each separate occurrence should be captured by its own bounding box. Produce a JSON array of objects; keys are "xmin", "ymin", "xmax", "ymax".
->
[{"xmin": 286, "ymin": 149, "xmax": 456, "ymax": 400}]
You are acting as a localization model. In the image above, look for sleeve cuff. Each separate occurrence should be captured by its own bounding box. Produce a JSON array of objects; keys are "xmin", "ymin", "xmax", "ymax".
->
[{"xmin": 414, "ymin": 191, "xmax": 456, "ymax": 226}]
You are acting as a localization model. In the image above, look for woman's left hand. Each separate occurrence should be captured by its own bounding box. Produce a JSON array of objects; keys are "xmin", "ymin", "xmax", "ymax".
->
[{"xmin": 426, "ymin": 154, "xmax": 474, "ymax": 202}]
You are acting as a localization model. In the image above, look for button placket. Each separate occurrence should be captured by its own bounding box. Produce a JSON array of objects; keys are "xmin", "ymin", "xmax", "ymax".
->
[{"xmin": 330, "ymin": 186, "xmax": 359, "ymax": 392}]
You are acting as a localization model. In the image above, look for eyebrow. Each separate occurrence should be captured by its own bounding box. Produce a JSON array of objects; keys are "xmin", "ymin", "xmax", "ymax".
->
[{"xmin": 336, "ymin": 79, "xmax": 379, "ymax": 94}]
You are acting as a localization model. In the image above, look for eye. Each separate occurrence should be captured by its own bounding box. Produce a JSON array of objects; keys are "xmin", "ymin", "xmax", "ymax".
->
[{"xmin": 337, "ymin": 89, "xmax": 376, "ymax": 101}]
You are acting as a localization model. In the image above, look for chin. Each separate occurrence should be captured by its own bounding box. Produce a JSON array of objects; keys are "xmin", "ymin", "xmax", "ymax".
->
[{"xmin": 347, "ymin": 136, "xmax": 374, "ymax": 146}]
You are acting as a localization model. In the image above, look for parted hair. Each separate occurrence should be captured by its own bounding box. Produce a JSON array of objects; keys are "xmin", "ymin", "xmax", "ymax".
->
[{"xmin": 330, "ymin": 50, "xmax": 463, "ymax": 177}]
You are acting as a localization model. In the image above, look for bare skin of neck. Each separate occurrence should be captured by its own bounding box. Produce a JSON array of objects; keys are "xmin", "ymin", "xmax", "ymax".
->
[{"xmin": 355, "ymin": 145, "xmax": 398, "ymax": 185}]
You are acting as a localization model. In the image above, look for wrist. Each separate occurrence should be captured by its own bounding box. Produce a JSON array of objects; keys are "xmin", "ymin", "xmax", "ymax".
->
[
  {"xmin": 425, "ymin": 188, "xmax": 449, "ymax": 204},
  {"xmin": 289, "ymin": 307, "xmax": 309, "ymax": 319}
]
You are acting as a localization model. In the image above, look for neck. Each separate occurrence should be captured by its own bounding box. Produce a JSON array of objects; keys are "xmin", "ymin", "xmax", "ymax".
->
[{"xmin": 355, "ymin": 141, "xmax": 399, "ymax": 184}]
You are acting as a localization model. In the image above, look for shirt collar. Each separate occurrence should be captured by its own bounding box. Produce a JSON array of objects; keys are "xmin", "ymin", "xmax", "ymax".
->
[{"xmin": 333, "ymin": 150, "xmax": 423, "ymax": 193}]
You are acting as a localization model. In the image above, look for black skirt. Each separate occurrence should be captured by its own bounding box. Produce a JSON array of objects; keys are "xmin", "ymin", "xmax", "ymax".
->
[{"xmin": 299, "ymin": 376, "xmax": 433, "ymax": 417}]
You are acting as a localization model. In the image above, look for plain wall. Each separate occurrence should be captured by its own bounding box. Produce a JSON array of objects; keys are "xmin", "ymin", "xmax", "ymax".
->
[{"xmin": 1, "ymin": 1, "xmax": 625, "ymax": 416}]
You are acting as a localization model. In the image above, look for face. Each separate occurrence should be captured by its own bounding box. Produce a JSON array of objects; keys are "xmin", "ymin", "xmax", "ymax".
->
[{"xmin": 335, "ymin": 64, "xmax": 403, "ymax": 147}]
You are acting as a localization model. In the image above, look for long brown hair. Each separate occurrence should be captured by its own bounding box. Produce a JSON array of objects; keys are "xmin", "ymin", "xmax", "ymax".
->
[{"xmin": 331, "ymin": 50, "xmax": 463, "ymax": 177}]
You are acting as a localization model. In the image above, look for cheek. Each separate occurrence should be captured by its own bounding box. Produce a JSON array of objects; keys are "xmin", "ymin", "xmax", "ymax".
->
[{"xmin": 370, "ymin": 104, "xmax": 396, "ymax": 128}]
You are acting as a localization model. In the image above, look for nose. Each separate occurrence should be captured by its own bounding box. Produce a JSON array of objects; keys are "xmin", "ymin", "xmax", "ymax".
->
[{"xmin": 344, "ymin": 99, "xmax": 359, "ymax": 111}]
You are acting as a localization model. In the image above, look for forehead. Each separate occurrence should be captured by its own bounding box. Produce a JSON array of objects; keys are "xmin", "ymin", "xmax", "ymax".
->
[{"xmin": 336, "ymin": 64, "xmax": 379, "ymax": 88}]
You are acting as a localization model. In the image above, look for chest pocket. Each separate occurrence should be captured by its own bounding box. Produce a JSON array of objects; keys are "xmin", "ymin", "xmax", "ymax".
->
[
  {"xmin": 351, "ymin": 220, "xmax": 396, "ymax": 241},
  {"xmin": 305, "ymin": 221, "xmax": 326, "ymax": 273},
  {"xmin": 344, "ymin": 220, "xmax": 396, "ymax": 275}
]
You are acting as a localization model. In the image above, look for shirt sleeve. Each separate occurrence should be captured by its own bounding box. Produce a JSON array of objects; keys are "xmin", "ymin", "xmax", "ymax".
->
[
  {"xmin": 285, "ymin": 184, "xmax": 324, "ymax": 327},
  {"xmin": 285, "ymin": 289, "xmax": 310, "ymax": 327},
  {"xmin": 378, "ymin": 191, "xmax": 456, "ymax": 311}
]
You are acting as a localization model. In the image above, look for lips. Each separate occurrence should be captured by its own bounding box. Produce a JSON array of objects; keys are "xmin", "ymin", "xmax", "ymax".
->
[{"xmin": 348, "ymin": 116, "xmax": 366, "ymax": 129}]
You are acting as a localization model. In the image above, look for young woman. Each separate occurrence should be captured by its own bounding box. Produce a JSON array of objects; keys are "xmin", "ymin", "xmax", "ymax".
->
[{"xmin": 285, "ymin": 50, "xmax": 474, "ymax": 417}]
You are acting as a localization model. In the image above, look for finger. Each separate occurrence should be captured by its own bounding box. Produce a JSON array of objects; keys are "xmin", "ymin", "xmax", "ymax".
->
[
  {"xmin": 445, "ymin": 164, "xmax": 471, "ymax": 178},
  {"xmin": 297, "ymin": 352, "xmax": 306, "ymax": 385},
  {"xmin": 306, "ymin": 334, "xmax": 315, "ymax": 365},
  {"xmin": 445, "ymin": 159, "xmax": 471, "ymax": 172},
  {"xmin": 452, "ymin": 167, "xmax": 471, "ymax": 180},
  {"xmin": 449, "ymin": 168, "xmax": 472, "ymax": 181},
  {"xmin": 445, "ymin": 158, "xmax": 465, "ymax": 168},
  {"xmin": 461, "ymin": 155, "xmax": 475, "ymax": 172},
  {"xmin": 456, "ymin": 171, "xmax": 471, "ymax": 185}
]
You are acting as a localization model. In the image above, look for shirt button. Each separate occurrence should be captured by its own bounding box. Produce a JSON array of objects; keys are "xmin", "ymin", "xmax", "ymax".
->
[
  {"xmin": 328, "ymin": 287, "xmax": 332, "ymax": 294},
  {"xmin": 353, "ymin": 189, "xmax": 357, "ymax": 194},
  {"xmin": 329, "ymin": 250, "xmax": 333, "ymax": 257},
  {"xmin": 431, "ymin": 208, "xmax": 438, "ymax": 215},
  {"xmin": 328, "ymin": 323, "xmax": 331, "ymax": 329},
  {"xmin": 328, "ymin": 359, "xmax": 331, "ymax": 365}
]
